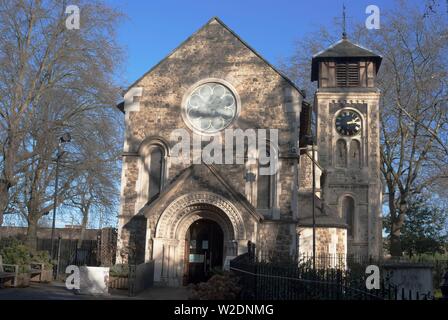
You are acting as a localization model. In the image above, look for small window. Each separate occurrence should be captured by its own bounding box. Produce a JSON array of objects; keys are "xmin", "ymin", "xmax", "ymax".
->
[
  {"xmin": 342, "ymin": 197, "xmax": 355, "ymax": 238},
  {"xmin": 257, "ymin": 160, "xmax": 272, "ymax": 209},
  {"xmin": 336, "ymin": 62, "xmax": 360, "ymax": 87}
]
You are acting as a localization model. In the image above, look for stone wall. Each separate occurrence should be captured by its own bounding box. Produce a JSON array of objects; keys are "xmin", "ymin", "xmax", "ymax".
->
[
  {"xmin": 298, "ymin": 227, "xmax": 347, "ymax": 267},
  {"xmin": 257, "ymin": 222, "xmax": 296, "ymax": 260},
  {"xmin": 382, "ymin": 262, "xmax": 434, "ymax": 300}
]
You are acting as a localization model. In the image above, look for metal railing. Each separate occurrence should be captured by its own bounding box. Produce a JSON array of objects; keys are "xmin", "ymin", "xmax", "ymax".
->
[{"xmin": 230, "ymin": 252, "xmax": 434, "ymax": 300}]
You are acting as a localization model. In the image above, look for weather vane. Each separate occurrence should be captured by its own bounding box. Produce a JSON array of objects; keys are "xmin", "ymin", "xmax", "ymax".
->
[{"xmin": 342, "ymin": 3, "xmax": 347, "ymax": 39}]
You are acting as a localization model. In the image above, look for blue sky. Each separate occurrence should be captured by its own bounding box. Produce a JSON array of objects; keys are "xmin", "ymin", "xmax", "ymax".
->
[{"xmin": 106, "ymin": 0, "xmax": 405, "ymax": 87}]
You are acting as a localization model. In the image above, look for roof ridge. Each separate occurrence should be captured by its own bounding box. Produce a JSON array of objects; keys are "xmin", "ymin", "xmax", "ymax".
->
[
  {"xmin": 313, "ymin": 37, "xmax": 382, "ymax": 58},
  {"xmin": 312, "ymin": 39, "xmax": 345, "ymax": 58}
]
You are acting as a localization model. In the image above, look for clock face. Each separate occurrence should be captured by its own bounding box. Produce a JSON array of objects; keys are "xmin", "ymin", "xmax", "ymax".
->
[
  {"xmin": 335, "ymin": 111, "xmax": 361, "ymax": 136},
  {"xmin": 185, "ymin": 83, "xmax": 237, "ymax": 134}
]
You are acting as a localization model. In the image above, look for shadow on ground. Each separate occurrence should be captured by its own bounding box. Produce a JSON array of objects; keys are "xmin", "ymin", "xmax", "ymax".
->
[{"xmin": 0, "ymin": 283, "xmax": 190, "ymax": 300}]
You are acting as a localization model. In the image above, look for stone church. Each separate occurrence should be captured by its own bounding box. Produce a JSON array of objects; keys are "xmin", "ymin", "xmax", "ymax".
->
[{"xmin": 116, "ymin": 17, "xmax": 383, "ymax": 286}]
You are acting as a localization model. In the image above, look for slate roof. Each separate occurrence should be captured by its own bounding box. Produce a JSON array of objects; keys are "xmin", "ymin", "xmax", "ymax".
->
[
  {"xmin": 297, "ymin": 193, "xmax": 347, "ymax": 229},
  {"xmin": 311, "ymin": 38, "xmax": 382, "ymax": 81}
]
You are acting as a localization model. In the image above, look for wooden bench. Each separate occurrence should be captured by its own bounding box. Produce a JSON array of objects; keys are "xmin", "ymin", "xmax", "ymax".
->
[
  {"xmin": 0, "ymin": 255, "xmax": 19, "ymax": 287},
  {"xmin": 29, "ymin": 262, "xmax": 45, "ymax": 282}
]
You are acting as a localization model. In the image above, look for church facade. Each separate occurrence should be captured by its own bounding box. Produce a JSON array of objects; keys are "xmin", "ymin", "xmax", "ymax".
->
[{"xmin": 116, "ymin": 17, "xmax": 383, "ymax": 286}]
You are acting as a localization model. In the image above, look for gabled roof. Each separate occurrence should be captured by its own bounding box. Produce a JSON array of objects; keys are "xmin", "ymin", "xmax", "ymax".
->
[
  {"xmin": 313, "ymin": 38, "xmax": 381, "ymax": 59},
  {"xmin": 139, "ymin": 163, "xmax": 264, "ymax": 222},
  {"xmin": 123, "ymin": 17, "xmax": 304, "ymax": 98},
  {"xmin": 311, "ymin": 38, "xmax": 382, "ymax": 81}
]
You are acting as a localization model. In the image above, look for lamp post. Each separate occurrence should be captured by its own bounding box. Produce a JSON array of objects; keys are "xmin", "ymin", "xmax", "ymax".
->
[
  {"xmin": 50, "ymin": 133, "xmax": 71, "ymax": 259},
  {"xmin": 311, "ymin": 141, "xmax": 316, "ymax": 270}
]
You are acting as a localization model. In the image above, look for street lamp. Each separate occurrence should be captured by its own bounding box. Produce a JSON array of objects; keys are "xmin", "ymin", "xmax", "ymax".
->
[{"xmin": 50, "ymin": 133, "xmax": 71, "ymax": 259}]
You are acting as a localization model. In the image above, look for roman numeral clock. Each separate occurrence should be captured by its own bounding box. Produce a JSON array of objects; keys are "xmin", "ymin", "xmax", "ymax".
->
[{"xmin": 335, "ymin": 110, "xmax": 361, "ymax": 137}]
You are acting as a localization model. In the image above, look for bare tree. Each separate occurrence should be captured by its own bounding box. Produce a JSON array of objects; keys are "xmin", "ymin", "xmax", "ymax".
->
[
  {"xmin": 65, "ymin": 109, "xmax": 122, "ymax": 248},
  {"xmin": 281, "ymin": 1, "xmax": 448, "ymax": 256},
  {"xmin": 372, "ymin": 4, "xmax": 448, "ymax": 256},
  {"xmin": 0, "ymin": 0, "xmax": 124, "ymax": 248}
]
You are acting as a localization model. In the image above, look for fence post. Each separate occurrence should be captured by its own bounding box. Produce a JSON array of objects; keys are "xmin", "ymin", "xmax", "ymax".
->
[
  {"xmin": 56, "ymin": 236, "xmax": 62, "ymax": 280},
  {"xmin": 74, "ymin": 244, "xmax": 78, "ymax": 265},
  {"xmin": 128, "ymin": 264, "xmax": 136, "ymax": 297},
  {"xmin": 253, "ymin": 263, "xmax": 258, "ymax": 300}
]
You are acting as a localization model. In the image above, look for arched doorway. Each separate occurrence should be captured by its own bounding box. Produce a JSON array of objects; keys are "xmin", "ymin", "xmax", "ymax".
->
[
  {"xmin": 184, "ymin": 219, "xmax": 224, "ymax": 284},
  {"xmin": 151, "ymin": 192, "xmax": 259, "ymax": 287}
]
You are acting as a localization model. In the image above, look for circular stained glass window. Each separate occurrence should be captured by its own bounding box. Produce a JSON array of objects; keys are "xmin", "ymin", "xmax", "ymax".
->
[{"xmin": 185, "ymin": 83, "xmax": 237, "ymax": 134}]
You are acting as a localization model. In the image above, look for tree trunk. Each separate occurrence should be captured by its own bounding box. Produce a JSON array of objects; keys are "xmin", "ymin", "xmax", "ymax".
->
[
  {"xmin": 390, "ymin": 233, "xmax": 402, "ymax": 257},
  {"xmin": 390, "ymin": 213, "xmax": 405, "ymax": 257},
  {"xmin": 78, "ymin": 207, "xmax": 89, "ymax": 249},
  {"xmin": 0, "ymin": 181, "xmax": 10, "ymax": 226},
  {"xmin": 1, "ymin": 130, "xmax": 20, "ymax": 227},
  {"xmin": 26, "ymin": 215, "xmax": 39, "ymax": 250}
]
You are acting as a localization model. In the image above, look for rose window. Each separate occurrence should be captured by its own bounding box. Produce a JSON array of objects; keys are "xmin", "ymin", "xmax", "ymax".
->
[{"xmin": 185, "ymin": 83, "xmax": 237, "ymax": 133}]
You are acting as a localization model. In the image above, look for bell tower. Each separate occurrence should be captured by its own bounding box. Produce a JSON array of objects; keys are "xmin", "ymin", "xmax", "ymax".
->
[{"xmin": 311, "ymin": 35, "xmax": 383, "ymax": 257}]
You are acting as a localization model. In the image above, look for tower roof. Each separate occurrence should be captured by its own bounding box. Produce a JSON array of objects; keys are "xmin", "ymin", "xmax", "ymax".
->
[{"xmin": 311, "ymin": 38, "xmax": 382, "ymax": 81}]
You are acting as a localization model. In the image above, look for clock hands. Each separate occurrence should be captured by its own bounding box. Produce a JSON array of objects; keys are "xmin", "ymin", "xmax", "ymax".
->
[{"xmin": 347, "ymin": 119, "xmax": 360, "ymax": 125}]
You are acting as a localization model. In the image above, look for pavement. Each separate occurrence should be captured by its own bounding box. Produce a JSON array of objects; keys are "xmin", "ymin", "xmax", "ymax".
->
[
  {"xmin": 134, "ymin": 286, "xmax": 190, "ymax": 300},
  {"xmin": 0, "ymin": 282, "xmax": 190, "ymax": 300}
]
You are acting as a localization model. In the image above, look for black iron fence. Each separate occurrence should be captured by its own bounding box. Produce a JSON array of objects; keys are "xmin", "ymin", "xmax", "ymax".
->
[
  {"xmin": 230, "ymin": 251, "xmax": 434, "ymax": 300},
  {"xmin": 258, "ymin": 249, "xmax": 448, "ymax": 295},
  {"xmin": 0, "ymin": 237, "xmax": 100, "ymax": 278},
  {"xmin": 0, "ymin": 228, "xmax": 117, "ymax": 277},
  {"xmin": 37, "ymin": 238, "xmax": 99, "ymax": 275},
  {"xmin": 258, "ymin": 250, "xmax": 380, "ymax": 269}
]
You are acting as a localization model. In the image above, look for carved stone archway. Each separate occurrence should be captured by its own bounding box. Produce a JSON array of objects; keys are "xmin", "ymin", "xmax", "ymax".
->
[
  {"xmin": 155, "ymin": 192, "xmax": 246, "ymax": 240},
  {"xmin": 152, "ymin": 192, "xmax": 250, "ymax": 286}
]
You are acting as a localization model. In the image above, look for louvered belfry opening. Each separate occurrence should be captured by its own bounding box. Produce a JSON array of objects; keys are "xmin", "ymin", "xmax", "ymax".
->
[{"xmin": 336, "ymin": 61, "xmax": 360, "ymax": 87}]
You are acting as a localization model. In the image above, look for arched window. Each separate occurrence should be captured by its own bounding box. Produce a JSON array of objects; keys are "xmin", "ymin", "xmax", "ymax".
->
[
  {"xmin": 148, "ymin": 146, "xmax": 164, "ymax": 202},
  {"xmin": 350, "ymin": 140, "xmax": 361, "ymax": 168},
  {"xmin": 135, "ymin": 139, "xmax": 169, "ymax": 214},
  {"xmin": 336, "ymin": 139, "xmax": 347, "ymax": 168},
  {"xmin": 257, "ymin": 159, "xmax": 272, "ymax": 209},
  {"xmin": 342, "ymin": 196, "xmax": 355, "ymax": 238},
  {"xmin": 256, "ymin": 147, "xmax": 277, "ymax": 211}
]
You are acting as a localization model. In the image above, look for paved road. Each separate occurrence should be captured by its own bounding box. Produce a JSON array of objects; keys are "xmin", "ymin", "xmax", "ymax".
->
[{"xmin": 0, "ymin": 282, "xmax": 190, "ymax": 300}]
